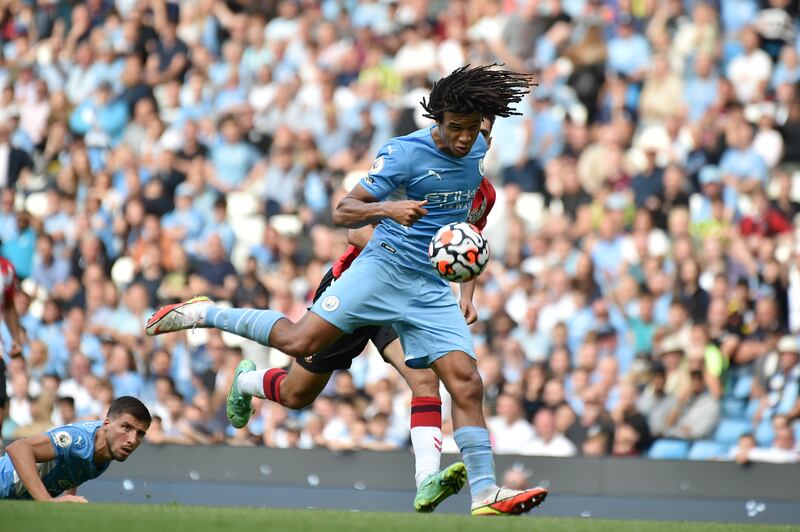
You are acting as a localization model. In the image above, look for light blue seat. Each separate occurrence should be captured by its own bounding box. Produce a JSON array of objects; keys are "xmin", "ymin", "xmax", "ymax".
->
[
  {"xmin": 714, "ymin": 418, "xmax": 752, "ymax": 445},
  {"xmin": 754, "ymin": 420, "xmax": 775, "ymax": 447},
  {"xmin": 721, "ymin": 397, "xmax": 746, "ymax": 419},
  {"xmin": 688, "ymin": 440, "xmax": 730, "ymax": 461},
  {"xmin": 648, "ymin": 439, "xmax": 690, "ymax": 460},
  {"xmin": 732, "ymin": 374, "xmax": 754, "ymax": 399}
]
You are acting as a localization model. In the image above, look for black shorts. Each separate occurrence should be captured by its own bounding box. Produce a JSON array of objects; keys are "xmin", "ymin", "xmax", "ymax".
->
[
  {"xmin": 297, "ymin": 268, "xmax": 399, "ymax": 374},
  {"xmin": 0, "ymin": 358, "xmax": 6, "ymax": 408}
]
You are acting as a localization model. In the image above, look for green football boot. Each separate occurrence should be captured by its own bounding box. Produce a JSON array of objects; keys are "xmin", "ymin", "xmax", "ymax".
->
[
  {"xmin": 413, "ymin": 462, "xmax": 467, "ymax": 513},
  {"xmin": 227, "ymin": 360, "xmax": 257, "ymax": 428}
]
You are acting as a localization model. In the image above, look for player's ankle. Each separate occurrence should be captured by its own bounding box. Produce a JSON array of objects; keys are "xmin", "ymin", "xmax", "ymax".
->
[{"xmin": 473, "ymin": 484, "xmax": 499, "ymax": 502}]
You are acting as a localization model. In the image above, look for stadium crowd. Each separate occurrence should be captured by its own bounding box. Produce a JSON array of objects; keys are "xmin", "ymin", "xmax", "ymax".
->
[{"xmin": 1, "ymin": 0, "xmax": 800, "ymax": 466}]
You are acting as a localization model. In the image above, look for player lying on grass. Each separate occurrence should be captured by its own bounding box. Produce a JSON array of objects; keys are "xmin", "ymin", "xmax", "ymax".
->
[
  {"xmin": 0, "ymin": 396, "xmax": 150, "ymax": 501},
  {"xmin": 146, "ymin": 64, "xmax": 548, "ymax": 516}
]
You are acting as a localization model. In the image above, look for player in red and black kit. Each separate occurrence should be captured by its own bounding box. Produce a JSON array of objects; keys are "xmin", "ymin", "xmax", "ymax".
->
[
  {"xmin": 0, "ymin": 256, "xmax": 24, "ymax": 451},
  {"xmin": 249, "ymin": 117, "xmax": 497, "ymax": 512}
]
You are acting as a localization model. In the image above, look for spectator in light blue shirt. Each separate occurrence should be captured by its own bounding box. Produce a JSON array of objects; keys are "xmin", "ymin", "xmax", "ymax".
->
[
  {"xmin": 770, "ymin": 45, "xmax": 800, "ymax": 89},
  {"xmin": 68, "ymin": 82, "xmax": 129, "ymax": 147},
  {"xmin": 607, "ymin": 15, "xmax": 651, "ymax": 81},
  {"xmin": 30, "ymin": 233, "xmax": 70, "ymax": 294},
  {"xmin": 108, "ymin": 344, "xmax": 143, "ymax": 399},
  {"xmin": 208, "ymin": 116, "xmax": 261, "ymax": 193},
  {"xmin": 718, "ymin": 120, "xmax": 768, "ymax": 194},
  {"xmin": 683, "ymin": 54, "xmax": 720, "ymax": 122},
  {"xmin": 197, "ymin": 197, "xmax": 236, "ymax": 255},
  {"xmin": 162, "ymin": 183, "xmax": 205, "ymax": 251}
]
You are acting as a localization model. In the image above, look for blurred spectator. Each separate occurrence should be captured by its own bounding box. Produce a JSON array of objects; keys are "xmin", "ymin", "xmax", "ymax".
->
[
  {"xmin": 663, "ymin": 370, "xmax": 721, "ymax": 441},
  {"xmin": 487, "ymin": 393, "xmax": 535, "ymax": 454},
  {"xmin": 525, "ymin": 407, "xmax": 577, "ymax": 457}
]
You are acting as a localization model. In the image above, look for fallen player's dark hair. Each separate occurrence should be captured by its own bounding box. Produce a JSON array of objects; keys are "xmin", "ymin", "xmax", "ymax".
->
[
  {"xmin": 108, "ymin": 396, "xmax": 152, "ymax": 425},
  {"xmin": 421, "ymin": 64, "xmax": 535, "ymax": 122}
]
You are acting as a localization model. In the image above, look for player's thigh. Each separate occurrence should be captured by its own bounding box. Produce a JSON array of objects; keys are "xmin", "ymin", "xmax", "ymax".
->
[
  {"xmin": 379, "ymin": 335, "xmax": 440, "ymax": 398},
  {"xmin": 296, "ymin": 325, "xmax": 376, "ymax": 375},
  {"xmin": 309, "ymin": 253, "xmax": 403, "ymax": 335},
  {"xmin": 395, "ymin": 281, "xmax": 475, "ymax": 369},
  {"xmin": 274, "ymin": 311, "xmax": 345, "ymax": 356},
  {"xmin": 280, "ymin": 363, "xmax": 333, "ymax": 410}
]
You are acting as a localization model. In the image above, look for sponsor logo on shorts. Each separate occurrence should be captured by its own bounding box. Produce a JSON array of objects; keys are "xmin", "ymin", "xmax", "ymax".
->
[
  {"xmin": 53, "ymin": 431, "xmax": 72, "ymax": 448},
  {"xmin": 321, "ymin": 296, "xmax": 340, "ymax": 312},
  {"xmin": 479, "ymin": 158, "xmax": 485, "ymax": 176},
  {"xmin": 304, "ymin": 355, "xmax": 314, "ymax": 363}
]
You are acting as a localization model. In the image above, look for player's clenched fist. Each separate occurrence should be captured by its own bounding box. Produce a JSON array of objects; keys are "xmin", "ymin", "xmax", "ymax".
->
[{"xmin": 386, "ymin": 200, "xmax": 428, "ymax": 226}]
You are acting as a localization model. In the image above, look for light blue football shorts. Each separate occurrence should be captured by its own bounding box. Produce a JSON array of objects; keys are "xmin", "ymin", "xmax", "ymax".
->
[{"xmin": 309, "ymin": 248, "xmax": 475, "ymax": 368}]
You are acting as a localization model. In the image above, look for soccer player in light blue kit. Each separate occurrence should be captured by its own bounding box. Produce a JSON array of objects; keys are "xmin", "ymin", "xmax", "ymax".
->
[
  {"xmin": 0, "ymin": 396, "xmax": 150, "ymax": 501},
  {"xmin": 146, "ymin": 65, "xmax": 548, "ymax": 515}
]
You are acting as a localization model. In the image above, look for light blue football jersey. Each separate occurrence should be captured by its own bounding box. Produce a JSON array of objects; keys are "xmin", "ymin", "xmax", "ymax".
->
[
  {"xmin": 358, "ymin": 126, "xmax": 488, "ymax": 279},
  {"xmin": 0, "ymin": 420, "xmax": 109, "ymax": 499}
]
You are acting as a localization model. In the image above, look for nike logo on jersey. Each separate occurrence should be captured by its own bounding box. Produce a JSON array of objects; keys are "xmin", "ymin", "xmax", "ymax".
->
[{"xmin": 425, "ymin": 169, "xmax": 443, "ymax": 181}]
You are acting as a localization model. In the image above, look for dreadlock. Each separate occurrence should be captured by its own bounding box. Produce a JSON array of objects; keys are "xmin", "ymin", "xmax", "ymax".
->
[{"xmin": 420, "ymin": 64, "xmax": 536, "ymax": 122}]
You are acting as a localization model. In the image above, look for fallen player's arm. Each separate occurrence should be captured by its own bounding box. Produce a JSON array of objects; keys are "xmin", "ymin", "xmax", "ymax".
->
[
  {"xmin": 334, "ymin": 185, "xmax": 427, "ymax": 228},
  {"xmin": 4, "ymin": 434, "xmax": 89, "ymax": 502}
]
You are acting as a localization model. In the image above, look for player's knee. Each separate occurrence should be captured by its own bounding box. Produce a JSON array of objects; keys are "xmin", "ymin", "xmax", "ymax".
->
[
  {"xmin": 451, "ymin": 371, "xmax": 483, "ymax": 406},
  {"xmin": 408, "ymin": 370, "xmax": 440, "ymax": 398},
  {"xmin": 284, "ymin": 337, "xmax": 315, "ymax": 358}
]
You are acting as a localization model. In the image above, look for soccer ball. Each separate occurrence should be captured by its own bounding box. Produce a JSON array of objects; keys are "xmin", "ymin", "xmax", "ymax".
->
[{"xmin": 428, "ymin": 222, "xmax": 490, "ymax": 283}]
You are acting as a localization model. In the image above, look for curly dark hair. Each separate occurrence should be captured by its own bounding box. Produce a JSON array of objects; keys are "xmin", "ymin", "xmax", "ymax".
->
[{"xmin": 421, "ymin": 64, "xmax": 536, "ymax": 122}]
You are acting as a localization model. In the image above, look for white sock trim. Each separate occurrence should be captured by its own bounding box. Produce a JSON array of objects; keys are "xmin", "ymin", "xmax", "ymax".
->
[{"xmin": 237, "ymin": 369, "xmax": 267, "ymax": 399}]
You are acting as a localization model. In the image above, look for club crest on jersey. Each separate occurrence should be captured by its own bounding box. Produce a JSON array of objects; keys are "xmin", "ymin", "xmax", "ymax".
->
[
  {"xmin": 321, "ymin": 296, "xmax": 340, "ymax": 312},
  {"xmin": 479, "ymin": 158, "xmax": 485, "ymax": 176},
  {"xmin": 54, "ymin": 431, "xmax": 72, "ymax": 448},
  {"xmin": 370, "ymin": 156, "xmax": 385, "ymax": 175}
]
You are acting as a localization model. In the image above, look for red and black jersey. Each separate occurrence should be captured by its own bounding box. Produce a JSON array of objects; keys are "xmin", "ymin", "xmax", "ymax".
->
[
  {"xmin": 332, "ymin": 178, "xmax": 497, "ymax": 279},
  {"xmin": 0, "ymin": 257, "xmax": 15, "ymax": 308}
]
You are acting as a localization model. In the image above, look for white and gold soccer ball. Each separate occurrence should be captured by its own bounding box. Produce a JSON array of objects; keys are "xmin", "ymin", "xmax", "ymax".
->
[{"xmin": 428, "ymin": 222, "xmax": 490, "ymax": 283}]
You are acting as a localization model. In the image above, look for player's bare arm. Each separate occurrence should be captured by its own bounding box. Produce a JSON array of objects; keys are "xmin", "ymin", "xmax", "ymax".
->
[
  {"xmin": 347, "ymin": 225, "xmax": 374, "ymax": 248},
  {"xmin": 2, "ymin": 284, "xmax": 23, "ymax": 358},
  {"xmin": 333, "ymin": 184, "xmax": 428, "ymax": 228},
  {"xmin": 459, "ymin": 280, "xmax": 479, "ymax": 325},
  {"xmin": 6, "ymin": 435, "xmax": 87, "ymax": 503}
]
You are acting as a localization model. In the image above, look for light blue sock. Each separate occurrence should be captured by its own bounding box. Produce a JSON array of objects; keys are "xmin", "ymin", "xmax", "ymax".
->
[
  {"xmin": 454, "ymin": 426, "xmax": 498, "ymax": 501},
  {"xmin": 206, "ymin": 307, "xmax": 285, "ymax": 346}
]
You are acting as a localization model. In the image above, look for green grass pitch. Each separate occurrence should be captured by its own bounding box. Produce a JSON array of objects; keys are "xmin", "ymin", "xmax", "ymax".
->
[{"xmin": 1, "ymin": 501, "xmax": 797, "ymax": 532}]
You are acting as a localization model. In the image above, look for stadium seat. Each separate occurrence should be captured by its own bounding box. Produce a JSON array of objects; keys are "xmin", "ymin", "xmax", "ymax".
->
[
  {"xmin": 648, "ymin": 439, "xmax": 690, "ymax": 460},
  {"xmin": 721, "ymin": 397, "xmax": 746, "ymax": 419},
  {"xmin": 688, "ymin": 440, "xmax": 729, "ymax": 461},
  {"xmin": 713, "ymin": 418, "xmax": 752, "ymax": 445},
  {"xmin": 754, "ymin": 421, "xmax": 775, "ymax": 447},
  {"xmin": 731, "ymin": 374, "xmax": 754, "ymax": 399},
  {"xmin": 745, "ymin": 398, "xmax": 760, "ymax": 420}
]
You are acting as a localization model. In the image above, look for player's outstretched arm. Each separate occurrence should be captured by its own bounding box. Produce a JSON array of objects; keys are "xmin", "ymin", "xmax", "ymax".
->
[
  {"xmin": 6, "ymin": 435, "xmax": 87, "ymax": 502},
  {"xmin": 334, "ymin": 184, "xmax": 427, "ymax": 228}
]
